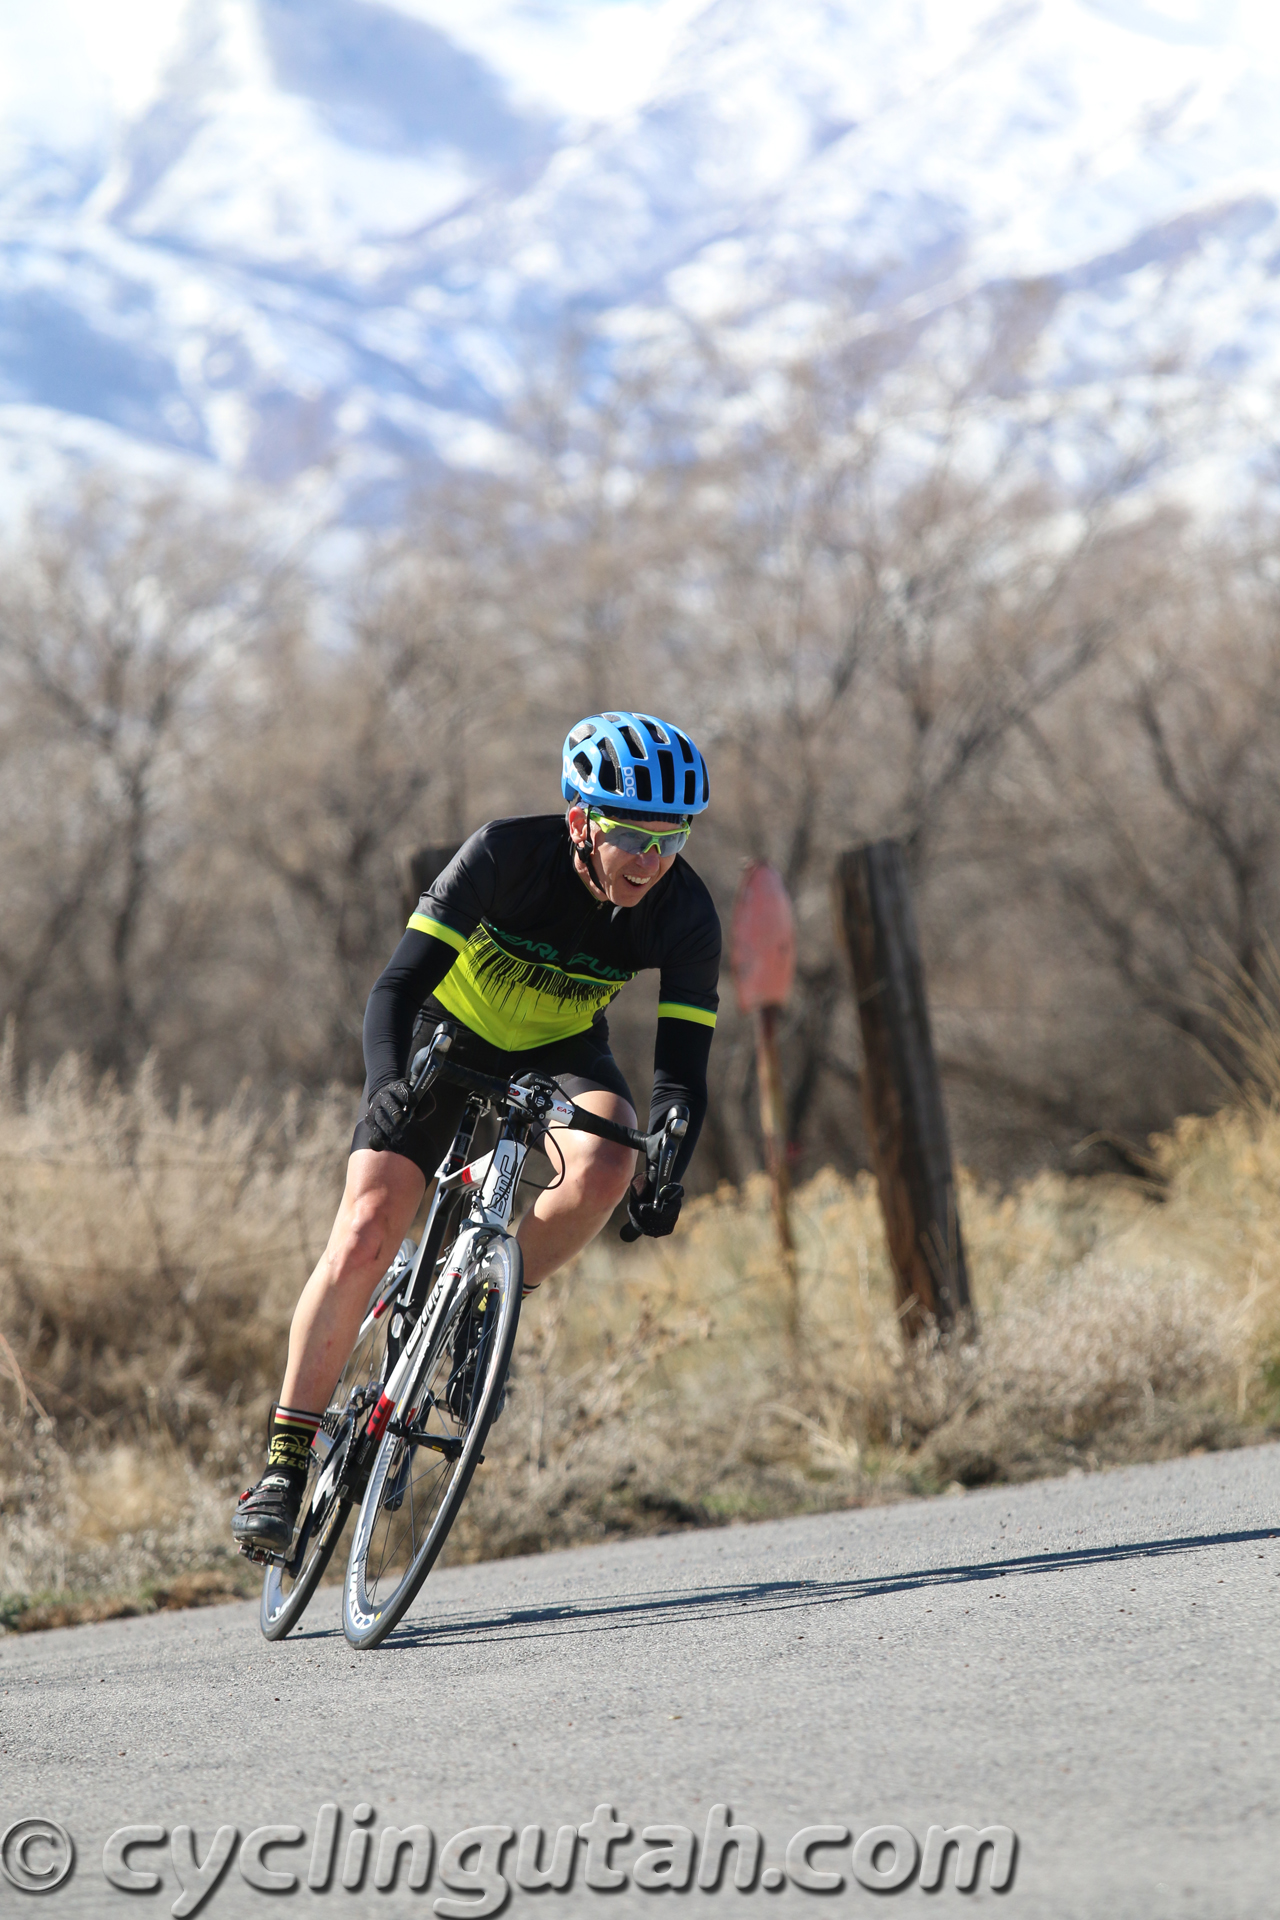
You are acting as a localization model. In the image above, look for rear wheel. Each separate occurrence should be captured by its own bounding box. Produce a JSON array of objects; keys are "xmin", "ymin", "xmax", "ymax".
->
[
  {"xmin": 259, "ymin": 1403, "xmax": 367, "ymax": 1642},
  {"xmin": 260, "ymin": 1243, "xmax": 413, "ymax": 1641},
  {"xmin": 343, "ymin": 1235, "xmax": 522, "ymax": 1650}
]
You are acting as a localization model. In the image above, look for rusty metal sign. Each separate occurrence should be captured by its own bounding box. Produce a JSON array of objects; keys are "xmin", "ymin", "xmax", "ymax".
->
[{"xmin": 730, "ymin": 862, "xmax": 796, "ymax": 1014}]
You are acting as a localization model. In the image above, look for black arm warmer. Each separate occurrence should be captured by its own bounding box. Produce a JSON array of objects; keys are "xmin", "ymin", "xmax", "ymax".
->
[
  {"xmin": 362, "ymin": 929, "xmax": 457, "ymax": 1095},
  {"xmin": 650, "ymin": 1016, "xmax": 714, "ymax": 1183}
]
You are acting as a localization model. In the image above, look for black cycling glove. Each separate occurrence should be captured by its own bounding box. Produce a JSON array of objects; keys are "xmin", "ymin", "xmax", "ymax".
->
[
  {"xmin": 366, "ymin": 1077, "xmax": 414, "ymax": 1153},
  {"xmin": 620, "ymin": 1179, "xmax": 684, "ymax": 1241}
]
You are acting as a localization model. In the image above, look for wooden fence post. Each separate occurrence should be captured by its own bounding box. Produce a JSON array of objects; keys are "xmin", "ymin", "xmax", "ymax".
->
[
  {"xmin": 398, "ymin": 843, "xmax": 463, "ymax": 922},
  {"xmin": 834, "ymin": 840, "xmax": 972, "ymax": 1340}
]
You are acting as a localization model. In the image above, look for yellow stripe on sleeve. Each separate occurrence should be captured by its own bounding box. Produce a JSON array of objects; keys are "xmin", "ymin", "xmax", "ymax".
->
[
  {"xmin": 407, "ymin": 913, "xmax": 468, "ymax": 952},
  {"xmin": 657, "ymin": 1001, "xmax": 718, "ymax": 1028}
]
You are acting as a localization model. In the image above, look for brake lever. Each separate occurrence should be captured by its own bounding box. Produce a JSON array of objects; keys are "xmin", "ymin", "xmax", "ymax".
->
[
  {"xmin": 408, "ymin": 1021, "xmax": 455, "ymax": 1097},
  {"xmin": 619, "ymin": 1105, "xmax": 688, "ymax": 1242},
  {"xmin": 655, "ymin": 1105, "xmax": 689, "ymax": 1187}
]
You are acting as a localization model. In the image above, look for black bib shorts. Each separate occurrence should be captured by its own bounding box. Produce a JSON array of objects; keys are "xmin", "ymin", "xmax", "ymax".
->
[{"xmin": 351, "ymin": 1012, "xmax": 633, "ymax": 1181}]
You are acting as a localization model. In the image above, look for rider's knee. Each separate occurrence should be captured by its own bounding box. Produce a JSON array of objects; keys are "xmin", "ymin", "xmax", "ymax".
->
[
  {"xmin": 575, "ymin": 1143, "xmax": 635, "ymax": 1214},
  {"xmin": 332, "ymin": 1190, "xmax": 392, "ymax": 1277}
]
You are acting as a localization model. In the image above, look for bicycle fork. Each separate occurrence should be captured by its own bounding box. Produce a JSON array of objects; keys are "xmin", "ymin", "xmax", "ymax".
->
[
  {"xmin": 360, "ymin": 1128, "xmax": 528, "ymax": 1449},
  {"xmin": 362, "ymin": 1225, "xmax": 487, "ymax": 1447}
]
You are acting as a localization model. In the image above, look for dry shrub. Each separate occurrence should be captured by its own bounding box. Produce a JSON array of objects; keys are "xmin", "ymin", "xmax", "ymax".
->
[
  {"xmin": 909, "ymin": 1262, "xmax": 1249, "ymax": 1488},
  {"xmin": 0, "ymin": 1046, "xmax": 348, "ymax": 1612},
  {"xmin": 448, "ymin": 1150, "xmax": 1265, "ymax": 1558},
  {"xmin": 0, "ymin": 1046, "xmax": 348, "ymax": 1431},
  {"xmin": 1, "ymin": 1056, "xmax": 1277, "ymax": 1619}
]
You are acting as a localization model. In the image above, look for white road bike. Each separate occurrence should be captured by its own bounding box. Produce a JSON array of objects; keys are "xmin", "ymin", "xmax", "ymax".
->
[{"xmin": 252, "ymin": 1021, "xmax": 687, "ymax": 1651}]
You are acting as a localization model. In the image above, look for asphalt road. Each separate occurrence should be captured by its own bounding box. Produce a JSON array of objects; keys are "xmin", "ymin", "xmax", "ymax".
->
[{"xmin": 5, "ymin": 1444, "xmax": 1280, "ymax": 1919}]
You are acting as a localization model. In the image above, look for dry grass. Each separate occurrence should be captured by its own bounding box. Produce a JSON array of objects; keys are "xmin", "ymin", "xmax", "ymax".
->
[
  {"xmin": 0, "ymin": 1042, "xmax": 347, "ymax": 1622},
  {"xmin": 454, "ymin": 1147, "xmax": 1265, "ymax": 1559},
  {"xmin": 3, "ymin": 1042, "xmax": 1279, "ymax": 1626}
]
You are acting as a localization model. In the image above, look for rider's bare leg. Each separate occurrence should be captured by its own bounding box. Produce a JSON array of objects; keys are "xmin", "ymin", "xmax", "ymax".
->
[
  {"xmin": 279, "ymin": 1147, "xmax": 426, "ymax": 1414},
  {"xmin": 517, "ymin": 1088, "xmax": 638, "ymax": 1290},
  {"xmin": 281, "ymin": 1090, "xmax": 635, "ymax": 1411}
]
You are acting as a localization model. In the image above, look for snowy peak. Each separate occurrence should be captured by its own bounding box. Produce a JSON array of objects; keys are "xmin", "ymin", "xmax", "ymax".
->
[
  {"xmin": 1, "ymin": 0, "xmax": 1278, "ymax": 522},
  {"xmin": 98, "ymin": 0, "xmax": 556, "ymax": 270},
  {"xmin": 259, "ymin": 0, "xmax": 543, "ymax": 162}
]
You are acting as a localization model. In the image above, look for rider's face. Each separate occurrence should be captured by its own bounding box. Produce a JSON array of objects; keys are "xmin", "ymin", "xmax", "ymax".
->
[{"xmin": 567, "ymin": 805, "xmax": 681, "ymax": 906}]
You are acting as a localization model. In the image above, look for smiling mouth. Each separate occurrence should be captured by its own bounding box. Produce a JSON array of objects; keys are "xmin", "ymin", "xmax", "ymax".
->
[{"xmin": 622, "ymin": 873, "xmax": 653, "ymax": 889}]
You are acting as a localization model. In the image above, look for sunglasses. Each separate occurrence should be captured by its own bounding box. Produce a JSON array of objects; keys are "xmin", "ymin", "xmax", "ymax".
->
[{"xmin": 589, "ymin": 810, "xmax": 692, "ymax": 856}]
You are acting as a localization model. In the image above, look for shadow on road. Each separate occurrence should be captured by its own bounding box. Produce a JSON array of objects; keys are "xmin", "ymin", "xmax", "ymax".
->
[{"xmin": 316, "ymin": 1524, "xmax": 1278, "ymax": 1652}]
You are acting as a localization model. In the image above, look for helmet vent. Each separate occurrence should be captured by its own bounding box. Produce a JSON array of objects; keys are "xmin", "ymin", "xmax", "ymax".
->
[
  {"xmin": 683, "ymin": 768, "xmax": 696, "ymax": 807},
  {"xmin": 573, "ymin": 751, "xmax": 593, "ymax": 781},
  {"xmin": 701, "ymin": 763, "xmax": 710, "ymax": 805},
  {"xmin": 568, "ymin": 722, "xmax": 597, "ymax": 746},
  {"xmin": 640, "ymin": 717, "xmax": 670, "ymax": 745},
  {"xmin": 602, "ymin": 712, "xmax": 625, "ymax": 725},
  {"xmin": 599, "ymin": 738, "xmax": 621, "ymax": 791},
  {"xmin": 619, "ymin": 724, "xmax": 646, "ymax": 757},
  {"xmin": 673, "ymin": 729, "xmax": 694, "ymax": 764},
  {"xmin": 657, "ymin": 749, "xmax": 675, "ymax": 806},
  {"xmin": 634, "ymin": 764, "xmax": 652, "ymax": 801}
]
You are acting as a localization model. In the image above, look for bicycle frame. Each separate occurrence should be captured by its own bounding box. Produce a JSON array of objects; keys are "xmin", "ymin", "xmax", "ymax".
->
[
  {"xmin": 357, "ymin": 1085, "xmax": 550, "ymax": 1455},
  {"xmin": 312, "ymin": 1036, "xmax": 685, "ymax": 1506}
]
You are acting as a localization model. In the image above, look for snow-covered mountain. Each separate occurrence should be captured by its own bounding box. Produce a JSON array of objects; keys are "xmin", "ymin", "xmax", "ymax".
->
[{"xmin": 2, "ymin": 0, "xmax": 1279, "ymax": 525}]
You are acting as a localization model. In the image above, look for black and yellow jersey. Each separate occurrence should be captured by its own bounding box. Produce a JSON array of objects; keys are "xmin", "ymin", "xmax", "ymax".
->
[{"xmin": 361, "ymin": 815, "xmax": 721, "ymax": 1175}]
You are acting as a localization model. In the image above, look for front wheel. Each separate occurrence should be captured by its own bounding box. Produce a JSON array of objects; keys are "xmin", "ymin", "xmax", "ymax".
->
[{"xmin": 343, "ymin": 1235, "xmax": 523, "ymax": 1650}]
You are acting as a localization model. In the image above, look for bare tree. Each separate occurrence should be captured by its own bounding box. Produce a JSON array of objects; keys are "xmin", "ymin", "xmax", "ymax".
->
[
  {"xmin": 0, "ymin": 485, "xmax": 298, "ymax": 1084},
  {"xmin": 1007, "ymin": 515, "xmax": 1280, "ymax": 1094},
  {"xmin": 2, "ymin": 339, "xmax": 1273, "ymax": 1195}
]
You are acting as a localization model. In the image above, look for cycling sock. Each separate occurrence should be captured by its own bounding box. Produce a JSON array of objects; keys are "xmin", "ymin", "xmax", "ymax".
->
[{"xmin": 266, "ymin": 1403, "xmax": 321, "ymax": 1476}]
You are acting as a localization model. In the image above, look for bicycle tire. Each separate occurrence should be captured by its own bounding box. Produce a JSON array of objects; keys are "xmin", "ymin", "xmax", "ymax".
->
[
  {"xmin": 342, "ymin": 1234, "xmax": 523, "ymax": 1650},
  {"xmin": 259, "ymin": 1485, "xmax": 351, "ymax": 1641},
  {"xmin": 259, "ymin": 1253, "xmax": 408, "ymax": 1642}
]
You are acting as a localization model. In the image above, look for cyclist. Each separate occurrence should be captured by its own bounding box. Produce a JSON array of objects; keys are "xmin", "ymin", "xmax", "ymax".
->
[{"xmin": 233, "ymin": 711, "xmax": 720, "ymax": 1553}]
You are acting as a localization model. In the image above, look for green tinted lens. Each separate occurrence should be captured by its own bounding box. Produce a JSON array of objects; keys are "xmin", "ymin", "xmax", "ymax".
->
[{"xmin": 593, "ymin": 814, "xmax": 690, "ymax": 855}]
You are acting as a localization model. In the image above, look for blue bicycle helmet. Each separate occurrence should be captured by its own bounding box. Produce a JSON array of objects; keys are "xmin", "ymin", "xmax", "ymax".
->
[{"xmin": 561, "ymin": 712, "xmax": 710, "ymax": 816}]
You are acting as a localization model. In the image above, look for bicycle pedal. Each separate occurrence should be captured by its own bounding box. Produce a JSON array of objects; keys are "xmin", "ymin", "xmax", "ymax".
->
[{"xmin": 237, "ymin": 1541, "xmax": 286, "ymax": 1567}]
